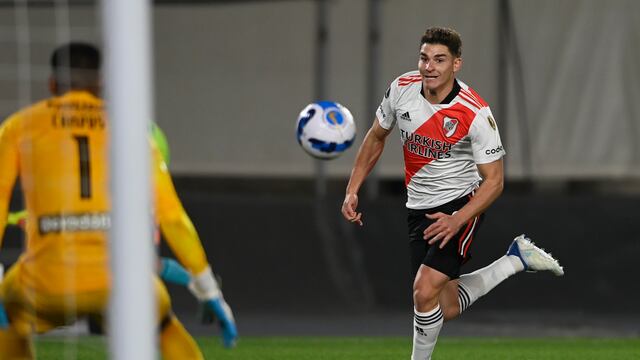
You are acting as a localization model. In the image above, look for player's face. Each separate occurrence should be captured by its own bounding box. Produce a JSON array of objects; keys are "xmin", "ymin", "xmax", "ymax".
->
[{"xmin": 418, "ymin": 43, "xmax": 461, "ymax": 94}]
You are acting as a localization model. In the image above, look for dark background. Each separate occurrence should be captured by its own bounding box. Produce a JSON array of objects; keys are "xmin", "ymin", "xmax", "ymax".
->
[
  {"xmin": 2, "ymin": 177, "xmax": 638, "ymax": 336},
  {"xmin": 161, "ymin": 177, "xmax": 639, "ymax": 336}
]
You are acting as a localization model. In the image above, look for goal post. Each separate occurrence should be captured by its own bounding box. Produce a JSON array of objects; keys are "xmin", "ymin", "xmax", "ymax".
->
[{"xmin": 101, "ymin": 0, "xmax": 156, "ymax": 359}]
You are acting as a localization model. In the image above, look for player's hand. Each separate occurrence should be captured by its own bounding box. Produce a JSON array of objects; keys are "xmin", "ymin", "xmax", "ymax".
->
[
  {"xmin": 423, "ymin": 212, "xmax": 463, "ymax": 248},
  {"xmin": 341, "ymin": 193, "xmax": 363, "ymax": 226},
  {"xmin": 201, "ymin": 297, "xmax": 238, "ymax": 348},
  {"xmin": 0, "ymin": 302, "xmax": 8, "ymax": 329},
  {"xmin": 0, "ymin": 264, "xmax": 8, "ymax": 329}
]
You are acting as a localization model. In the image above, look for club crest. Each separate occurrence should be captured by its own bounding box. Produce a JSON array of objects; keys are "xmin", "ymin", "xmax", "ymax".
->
[{"xmin": 443, "ymin": 117, "xmax": 458, "ymax": 137}]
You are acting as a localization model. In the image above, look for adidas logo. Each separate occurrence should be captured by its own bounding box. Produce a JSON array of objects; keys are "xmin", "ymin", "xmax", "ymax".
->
[
  {"xmin": 400, "ymin": 111, "xmax": 411, "ymax": 121},
  {"xmin": 415, "ymin": 326, "xmax": 426, "ymax": 336}
]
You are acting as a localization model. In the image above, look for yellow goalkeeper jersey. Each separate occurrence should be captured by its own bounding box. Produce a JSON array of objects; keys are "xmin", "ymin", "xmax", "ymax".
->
[
  {"xmin": 0, "ymin": 90, "xmax": 208, "ymax": 294},
  {"xmin": 0, "ymin": 91, "xmax": 109, "ymax": 294}
]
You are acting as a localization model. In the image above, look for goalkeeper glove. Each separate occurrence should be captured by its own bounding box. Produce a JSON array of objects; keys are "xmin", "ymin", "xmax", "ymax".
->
[
  {"xmin": 0, "ymin": 303, "xmax": 7, "ymax": 329},
  {"xmin": 189, "ymin": 266, "xmax": 238, "ymax": 348},
  {"xmin": 0, "ymin": 264, "xmax": 8, "ymax": 329},
  {"xmin": 202, "ymin": 297, "xmax": 238, "ymax": 348}
]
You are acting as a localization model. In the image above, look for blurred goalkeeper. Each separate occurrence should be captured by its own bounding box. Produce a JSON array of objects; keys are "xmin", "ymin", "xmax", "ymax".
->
[
  {"xmin": 0, "ymin": 42, "xmax": 235, "ymax": 359},
  {"xmin": 2, "ymin": 122, "xmax": 239, "ymax": 347}
]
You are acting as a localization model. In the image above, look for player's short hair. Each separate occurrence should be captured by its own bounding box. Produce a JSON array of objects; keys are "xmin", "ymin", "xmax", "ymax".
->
[
  {"xmin": 50, "ymin": 42, "xmax": 101, "ymax": 90},
  {"xmin": 420, "ymin": 27, "xmax": 462, "ymax": 58}
]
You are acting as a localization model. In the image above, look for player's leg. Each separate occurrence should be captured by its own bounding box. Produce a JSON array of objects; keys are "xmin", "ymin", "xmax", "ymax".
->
[
  {"xmin": 408, "ymin": 208, "xmax": 457, "ymax": 360},
  {"xmin": 438, "ymin": 254, "xmax": 521, "ymax": 322},
  {"xmin": 0, "ymin": 325, "xmax": 33, "ymax": 360},
  {"xmin": 434, "ymin": 253, "xmax": 522, "ymax": 323},
  {"xmin": 412, "ymin": 265, "xmax": 448, "ymax": 360},
  {"xmin": 0, "ymin": 264, "xmax": 34, "ymax": 359},
  {"xmin": 409, "ymin": 199, "xmax": 482, "ymax": 360},
  {"xmin": 155, "ymin": 276, "xmax": 204, "ymax": 360},
  {"xmin": 438, "ymin": 280, "xmax": 462, "ymax": 321},
  {"xmin": 452, "ymin": 234, "xmax": 564, "ymax": 318},
  {"xmin": 160, "ymin": 315, "xmax": 203, "ymax": 360}
]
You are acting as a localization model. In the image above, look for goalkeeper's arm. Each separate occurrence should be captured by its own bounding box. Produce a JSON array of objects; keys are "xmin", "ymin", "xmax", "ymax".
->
[
  {"xmin": 159, "ymin": 214, "xmax": 238, "ymax": 348},
  {"xmin": 153, "ymin": 142, "xmax": 237, "ymax": 347}
]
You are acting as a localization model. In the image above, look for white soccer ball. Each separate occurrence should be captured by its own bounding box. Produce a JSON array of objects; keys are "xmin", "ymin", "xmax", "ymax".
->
[{"xmin": 295, "ymin": 101, "xmax": 356, "ymax": 160}]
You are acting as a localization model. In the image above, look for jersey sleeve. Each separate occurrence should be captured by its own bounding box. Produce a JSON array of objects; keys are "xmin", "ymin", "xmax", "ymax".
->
[
  {"xmin": 152, "ymin": 141, "xmax": 209, "ymax": 275},
  {"xmin": 375, "ymin": 78, "xmax": 399, "ymax": 130},
  {"xmin": 469, "ymin": 107, "xmax": 506, "ymax": 164}
]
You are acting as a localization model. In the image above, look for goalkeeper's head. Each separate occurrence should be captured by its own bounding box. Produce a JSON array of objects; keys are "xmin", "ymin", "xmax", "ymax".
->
[{"xmin": 49, "ymin": 42, "xmax": 101, "ymax": 96}]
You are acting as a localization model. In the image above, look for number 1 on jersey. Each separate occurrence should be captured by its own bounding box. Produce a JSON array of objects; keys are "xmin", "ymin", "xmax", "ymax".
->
[{"xmin": 73, "ymin": 135, "xmax": 92, "ymax": 199}]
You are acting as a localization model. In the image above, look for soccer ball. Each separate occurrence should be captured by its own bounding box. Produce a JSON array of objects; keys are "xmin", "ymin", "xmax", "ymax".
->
[{"xmin": 295, "ymin": 101, "xmax": 356, "ymax": 159}]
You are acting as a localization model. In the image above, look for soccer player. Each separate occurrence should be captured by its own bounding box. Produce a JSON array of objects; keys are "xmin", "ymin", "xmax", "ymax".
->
[
  {"xmin": 0, "ymin": 42, "xmax": 219, "ymax": 359},
  {"xmin": 0, "ymin": 123, "xmax": 239, "ymax": 347},
  {"xmin": 341, "ymin": 27, "xmax": 564, "ymax": 359}
]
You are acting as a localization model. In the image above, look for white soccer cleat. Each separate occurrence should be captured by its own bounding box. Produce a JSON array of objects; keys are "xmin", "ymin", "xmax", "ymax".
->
[{"xmin": 506, "ymin": 234, "xmax": 564, "ymax": 276}]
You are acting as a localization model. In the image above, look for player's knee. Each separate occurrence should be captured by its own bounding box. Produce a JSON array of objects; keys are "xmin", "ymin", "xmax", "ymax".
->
[{"xmin": 413, "ymin": 285, "xmax": 439, "ymax": 311}]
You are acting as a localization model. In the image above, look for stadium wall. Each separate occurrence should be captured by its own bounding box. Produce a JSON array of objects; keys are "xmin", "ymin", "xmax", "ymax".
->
[
  {"xmin": 160, "ymin": 178, "xmax": 640, "ymax": 317},
  {"xmin": 2, "ymin": 0, "xmax": 637, "ymax": 180},
  {"xmin": 152, "ymin": 0, "xmax": 639, "ymax": 179},
  {"xmin": 0, "ymin": 179, "xmax": 637, "ymax": 318}
]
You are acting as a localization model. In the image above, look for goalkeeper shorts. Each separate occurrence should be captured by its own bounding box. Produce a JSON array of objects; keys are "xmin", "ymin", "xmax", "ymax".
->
[{"xmin": 0, "ymin": 261, "xmax": 173, "ymax": 336}]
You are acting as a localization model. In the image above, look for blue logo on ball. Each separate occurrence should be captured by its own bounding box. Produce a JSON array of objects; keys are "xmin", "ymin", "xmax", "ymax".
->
[
  {"xmin": 316, "ymin": 101, "xmax": 344, "ymax": 126},
  {"xmin": 324, "ymin": 109, "xmax": 344, "ymax": 126}
]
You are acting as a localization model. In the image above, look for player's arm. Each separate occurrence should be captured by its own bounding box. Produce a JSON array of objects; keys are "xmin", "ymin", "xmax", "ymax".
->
[
  {"xmin": 424, "ymin": 107, "xmax": 505, "ymax": 247},
  {"xmin": 153, "ymin": 145, "xmax": 237, "ymax": 347},
  {"xmin": 423, "ymin": 159, "xmax": 504, "ymax": 246},
  {"xmin": 0, "ymin": 118, "xmax": 20, "ymax": 248},
  {"xmin": 153, "ymin": 148, "xmax": 211, "ymax": 276},
  {"xmin": 0, "ymin": 118, "xmax": 19, "ymax": 329},
  {"xmin": 341, "ymin": 119, "xmax": 391, "ymax": 226}
]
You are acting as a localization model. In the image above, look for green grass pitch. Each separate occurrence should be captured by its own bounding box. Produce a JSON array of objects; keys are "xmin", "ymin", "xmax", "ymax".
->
[{"xmin": 34, "ymin": 336, "xmax": 640, "ymax": 359}]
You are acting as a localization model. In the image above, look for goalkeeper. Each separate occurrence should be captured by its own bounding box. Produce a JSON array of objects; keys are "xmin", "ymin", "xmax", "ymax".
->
[
  {"xmin": 2, "ymin": 122, "xmax": 238, "ymax": 348},
  {"xmin": 0, "ymin": 42, "xmax": 231, "ymax": 359}
]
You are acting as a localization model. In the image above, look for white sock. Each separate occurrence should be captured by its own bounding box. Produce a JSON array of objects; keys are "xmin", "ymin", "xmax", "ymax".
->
[
  {"xmin": 411, "ymin": 305, "xmax": 443, "ymax": 360},
  {"xmin": 458, "ymin": 255, "xmax": 524, "ymax": 313}
]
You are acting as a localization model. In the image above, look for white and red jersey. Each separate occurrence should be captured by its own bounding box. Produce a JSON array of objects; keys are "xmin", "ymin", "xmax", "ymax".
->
[{"xmin": 376, "ymin": 71, "xmax": 505, "ymax": 209}]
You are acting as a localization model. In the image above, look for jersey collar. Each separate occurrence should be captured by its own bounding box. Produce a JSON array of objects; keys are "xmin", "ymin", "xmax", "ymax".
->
[
  {"xmin": 440, "ymin": 79, "xmax": 461, "ymax": 104},
  {"xmin": 420, "ymin": 79, "xmax": 461, "ymax": 104}
]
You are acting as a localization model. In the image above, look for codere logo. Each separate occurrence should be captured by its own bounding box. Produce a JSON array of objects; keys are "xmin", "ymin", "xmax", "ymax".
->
[{"xmin": 485, "ymin": 145, "xmax": 503, "ymax": 155}]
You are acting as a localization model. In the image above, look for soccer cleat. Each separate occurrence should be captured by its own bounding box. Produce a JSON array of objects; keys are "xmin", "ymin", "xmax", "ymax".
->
[{"xmin": 506, "ymin": 234, "xmax": 564, "ymax": 276}]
